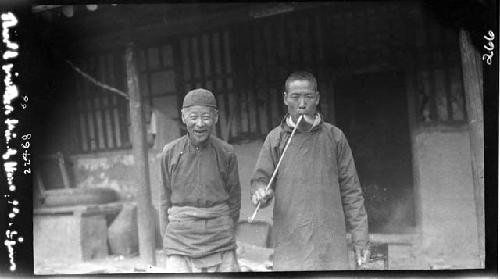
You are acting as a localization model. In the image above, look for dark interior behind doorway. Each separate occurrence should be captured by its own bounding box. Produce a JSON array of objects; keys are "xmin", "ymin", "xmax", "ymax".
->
[{"xmin": 335, "ymin": 71, "xmax": 416, "ymax": 233}]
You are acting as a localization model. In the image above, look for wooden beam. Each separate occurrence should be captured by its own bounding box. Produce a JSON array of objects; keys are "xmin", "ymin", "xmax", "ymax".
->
[
  {"xmin": 458, "ymin": 29, "xmax": 485, "ymax": 268},
  {"xmin": 125, "ymin": 42, "xmax": 156, "ymax": 266},
  {"xmin": 405, "ymin": 70, "xmax": 423, "ymax": 243},
  {"xmin": 64, "ymin": 3, "xmax": 339, "ymax": 55},
  {"xmin": 57, "ymin": 152, "xmax": 71, "ymax": 189},
  {"xmin": 32, "ymin": 5, "xmax": 63, "ymax": 13}
]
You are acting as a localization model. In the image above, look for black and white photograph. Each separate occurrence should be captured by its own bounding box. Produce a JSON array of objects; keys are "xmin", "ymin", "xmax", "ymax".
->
[{"xmin": 0, "ymin": 0, "xmax": 497, "ymax": 276}]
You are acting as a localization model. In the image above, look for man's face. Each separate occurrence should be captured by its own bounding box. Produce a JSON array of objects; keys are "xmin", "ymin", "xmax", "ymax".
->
[
  {"xmin": 284, "ymin": 79, "xmax": 320, "ymax": 122},
  {"xmin": 182, "ymin": 105, "xmax": 218, "ymax": 146}
]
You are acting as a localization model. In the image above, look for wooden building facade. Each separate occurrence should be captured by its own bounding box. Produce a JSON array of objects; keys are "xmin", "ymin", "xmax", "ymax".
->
[
  {"xmin": 32, "ymin": 1, "xmax": 489, "ymax": 269},
  {"xmin": 68, "ymin": 2, "xmax": 467, "ymax": 150}
]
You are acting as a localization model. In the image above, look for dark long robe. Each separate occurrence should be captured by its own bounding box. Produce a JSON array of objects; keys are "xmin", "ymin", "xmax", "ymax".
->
[
  {"xmin": 251, "ymin": 116, "xmax": 368, "ymax": 271},
  {"xmin": 159, "ymin": 135, "xmax": 241, "ymax": 257}
]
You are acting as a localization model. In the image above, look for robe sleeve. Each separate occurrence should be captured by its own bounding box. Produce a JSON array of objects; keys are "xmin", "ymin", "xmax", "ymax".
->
[
  {"xmin": 337, "ymin": 131, "xmax": 369, "ymax": 248},
  {"xmin": 226, "ymin": 152, "xmax": 241, "ymax": 225},
  {"xmin": 159, "ymin": 148, "xmax": 172, "ymax": 237},
  {"xmin": 250, "ymin": 132, "xmax": 279, "ymax": 195}
]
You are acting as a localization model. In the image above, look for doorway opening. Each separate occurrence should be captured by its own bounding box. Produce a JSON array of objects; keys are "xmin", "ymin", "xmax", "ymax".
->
[{"xmin": 335, "ymin": 71, "xmax": 416, "ymax": 233}]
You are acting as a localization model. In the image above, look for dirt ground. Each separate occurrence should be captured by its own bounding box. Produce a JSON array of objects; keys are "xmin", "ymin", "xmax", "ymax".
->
[
  {"xmin": 35, "ymin": 244, "xmax": 273, "ymax": 274},
  {"xmin": 34, "ymin": 244, "xmax": 419, "ymax": 274},
  {"xmin": 35, "ymin": 253, "xmax": 158, "ymax": 274}
]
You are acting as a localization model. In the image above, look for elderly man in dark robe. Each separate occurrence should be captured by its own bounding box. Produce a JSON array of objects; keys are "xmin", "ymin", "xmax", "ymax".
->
[
  {"xmin": 159, "ymin": 88, "xmax": 241, "ymax": 272},
  {"xmin": 251, "ymin": 71, "xmax": 370, "ymax": 271}
]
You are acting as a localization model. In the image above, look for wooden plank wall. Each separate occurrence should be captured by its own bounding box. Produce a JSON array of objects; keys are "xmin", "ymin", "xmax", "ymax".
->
[
  {"xmin": 413, "ymin": 6, "xmax": 466, "ymax": 124},
  {"xmin": 70, "ymin": 2, "xmax": 468, "ymax": 152},
  {"xmin": 227, "ymin": 3, "xmax": 423, "ymax": 139},
  {"xmin": 138, "ymin": 42, "xmax": 178, "ymax": 133},
  {"xmin": 74, "ymin": 52, "xmax": 130, "ymax": 153},
  {"xmin": 230, "ymin": 3, "xmax": 467, "ymax": 139},
  {"xmin": 229, "ymin": 10, "xmax": 339, "ymax": 139},
  {"xmin": 179, "ymin": 30, "xmax": 236, "ymax": 141}
]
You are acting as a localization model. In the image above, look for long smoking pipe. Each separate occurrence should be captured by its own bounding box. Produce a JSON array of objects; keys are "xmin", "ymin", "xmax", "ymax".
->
[{"xmin": 248, "ymin": 115, "xmax": 303, "ymax": 223}]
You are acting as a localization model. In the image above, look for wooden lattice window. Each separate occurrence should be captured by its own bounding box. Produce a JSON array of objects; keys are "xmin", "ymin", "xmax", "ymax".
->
[
  {"xmin": 73, "ymin": 52, "xmax": 131, "ymax": 152},
  {"xmin": 241, "ymin": 11, "xmax": 337, "ymax": 135},
  {"xmin": 413, "ymin": 6, "xmax": 467, "ymax": 124},
  {"xmin": 138, "ymin": 43, "xmax": 177, "ymax": 99},
  {"xmin": 178, "ymin": 30, "xmax": 237, "ymax": 141},
  {"xmin": 137, "ymin": 43, "xmax": 178, "ymax": 130},
  {"xmin": 231, "ymin": 3, "xmax": 419, "ymax": 138}
]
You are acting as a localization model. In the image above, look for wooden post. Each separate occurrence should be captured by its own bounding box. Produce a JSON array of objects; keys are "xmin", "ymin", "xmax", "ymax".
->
[
  {"xmin": 125, "ymin": 42, "xmax": 156, "ymax": 266},
  {"xmin": 57, "ymin": 152, "xmax": 71, "ymax": 189},
  {"xmin": 458, "ymin": 29, "xmax": 485, "ymax": 268}
]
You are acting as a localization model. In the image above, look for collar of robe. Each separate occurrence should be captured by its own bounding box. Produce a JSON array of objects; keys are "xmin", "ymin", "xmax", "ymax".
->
[
  {"xmin": 186, "ymin": 134, "xmax": 212, "ymax": 150},
  {"xmin": 283, "ymin": 113, "xmax": 323, "ymax": 133}
]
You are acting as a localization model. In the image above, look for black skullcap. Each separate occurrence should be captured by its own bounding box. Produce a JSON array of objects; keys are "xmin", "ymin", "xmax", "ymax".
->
[{"xmin": 182, "ymin": 88, "xmax": 217, "ymax": 108}]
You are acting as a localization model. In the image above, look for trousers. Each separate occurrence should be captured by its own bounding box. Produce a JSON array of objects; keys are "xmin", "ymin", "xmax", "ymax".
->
[{"xmin": 165, "ymin": 249, "xmax": 239, "ymax": 273}]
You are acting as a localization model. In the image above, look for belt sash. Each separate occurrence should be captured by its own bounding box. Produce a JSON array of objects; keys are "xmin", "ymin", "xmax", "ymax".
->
[{"xmin": 164, "ymin": 204, "xmax": 236, "ymax": 258}]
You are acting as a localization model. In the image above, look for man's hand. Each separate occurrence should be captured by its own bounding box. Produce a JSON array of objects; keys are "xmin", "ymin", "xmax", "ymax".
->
[
  {"xmin": 354, "ymin": 244, "xmax": 371, "ymax": 269},
  {"xmin": 251, "ymin": 188, "xmax": 274, "ymax": 208}
]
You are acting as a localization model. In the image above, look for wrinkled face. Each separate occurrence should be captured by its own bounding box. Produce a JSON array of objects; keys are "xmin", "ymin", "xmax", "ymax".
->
[
  {"xmin": 182, "ymin": 105, "xmax": 218, "ymax": 146},
  {"xmin": 284, "ymin": 79, "xmax": 320, "ymax": 122}
]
